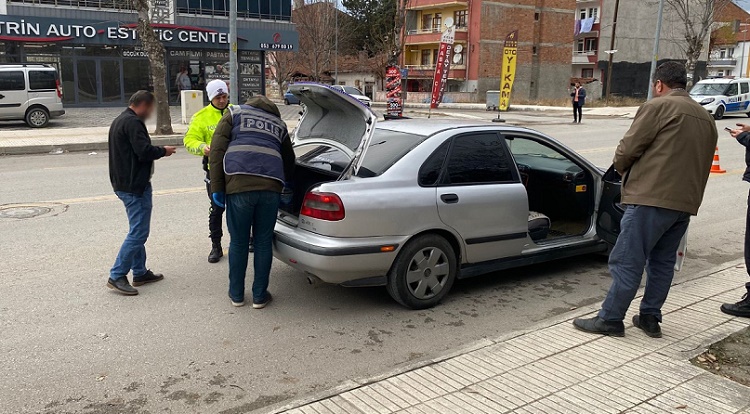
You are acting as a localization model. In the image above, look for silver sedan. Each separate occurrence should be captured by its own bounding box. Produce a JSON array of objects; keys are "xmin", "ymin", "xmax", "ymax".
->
[{"xmin": 275, "ymin": 83, "xmax": 623, "ymax": 309}]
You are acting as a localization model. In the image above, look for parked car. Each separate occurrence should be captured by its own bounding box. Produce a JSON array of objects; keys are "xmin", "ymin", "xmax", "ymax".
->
[
  {"xmin": 331, "ymin": 85, "xmax": 371, "ymax": 107},
  {"xmin": 275, "ymin": 83, "xmax": 623, "ymax": 309},
  {"xmin": 0, "ymin": 63, "xmax": 65, "ymax": 128},
  {"xmin": 284, "ymin": 89, "xmax": 301, "ymax": 105},
  {"xmin": 690, "ymin": 77, "xmax": 750, "ymax": 120}
]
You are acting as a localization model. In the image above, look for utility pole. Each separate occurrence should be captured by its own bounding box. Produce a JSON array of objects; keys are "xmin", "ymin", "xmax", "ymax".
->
[
  {"xmin": 605, "ymin": 0, "xmax": 620, "ymax": 104},
  {"xmin": 646, "ymin": 0, "xmax": 665, "ymax": 101},
  {"xmin": 334, "ymin": 0, "xmax": 338, "ymax": 85},
  {"xmin": 229, "ymin": 0, "xmax": 239, "ymax": 104}
]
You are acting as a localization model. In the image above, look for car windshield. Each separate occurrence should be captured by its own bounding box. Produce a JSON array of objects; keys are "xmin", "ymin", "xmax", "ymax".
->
[
  {"xmin": 295, "ymin": 129, "xmax": 427, "ymax": 177},
  {"xmin": 690, "ymin": 83, "xmax": 730, "ymax": 96},
  {"xmin": 341, "ymin": 86, "xmax": 363, "ymax": 95}
]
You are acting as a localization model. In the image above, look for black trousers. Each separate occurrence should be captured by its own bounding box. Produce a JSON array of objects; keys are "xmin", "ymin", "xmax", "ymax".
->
[
  {"xmin": 573, "ymin": 102, "xmax": 583, "ymax": 122},
  {"xmin": 206, "ymin": 173, "xmax": 224, "ymax": 244},
  {"xmin": 745, "ymin": 189, "xmax": 750, "ymax": 290}
]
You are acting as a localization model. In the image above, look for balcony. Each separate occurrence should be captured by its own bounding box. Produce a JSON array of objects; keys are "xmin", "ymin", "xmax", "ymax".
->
[
  {"xmin": 405, "ymin": 27, "xmax": 468, "ymax": 45},
  {"xmin": 572, "ymin": 51, "xmax": 597, "ymax": 64},
  {"xmin": 409, "ymin": 0, "xmax": 468, "ymax": 10},
  {"xmin": 708, "ymin": 58, "xmax": 738, "ymax": 68},
  {"xmin": 404, "ymin": 65, "xmax": 467, "ymax": 79}
]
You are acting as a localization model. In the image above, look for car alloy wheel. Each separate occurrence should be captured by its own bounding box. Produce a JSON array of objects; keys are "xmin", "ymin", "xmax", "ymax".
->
[
  {"xmin": 387, "ymin": 234, "xmax": 457, "ymax": 309},
  {"xmin": 284, "ymin": 99, "xmax": 289, "ymax": 105},
  {"xmin": 406, "ymin": 247, "xmax": 450, "ymax": 300},
  {"xmin": 26, "ymin": 108, "xmax": 50, "ymax": 128}
]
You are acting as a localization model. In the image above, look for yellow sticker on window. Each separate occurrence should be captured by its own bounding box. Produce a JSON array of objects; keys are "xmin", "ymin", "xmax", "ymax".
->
[{"xmin": 576, "ymin": 185, "xmax": 587, "ymax": 193}]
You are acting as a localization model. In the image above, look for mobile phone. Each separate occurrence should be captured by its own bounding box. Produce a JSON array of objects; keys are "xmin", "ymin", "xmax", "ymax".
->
[{"xmin": 725, "ymin": 127, "xmax": 733, "ymax": 132}]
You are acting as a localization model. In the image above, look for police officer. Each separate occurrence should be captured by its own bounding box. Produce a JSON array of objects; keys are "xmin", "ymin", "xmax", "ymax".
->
[
  {"xmin": 183, "ymin": 80, "xmax": 234, "ymax": 263},
  {"xmin": 209, "ymin": 96, "xmax": 295, "ymax": 309}
]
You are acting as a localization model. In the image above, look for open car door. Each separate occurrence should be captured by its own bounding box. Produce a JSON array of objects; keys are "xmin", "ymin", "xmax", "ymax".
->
[{"xmin": 596, "ymin": 165, "xmax": 624, "ymax": 245}]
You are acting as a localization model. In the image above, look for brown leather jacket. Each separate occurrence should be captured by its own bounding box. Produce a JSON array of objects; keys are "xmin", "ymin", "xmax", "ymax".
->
[{"xmin": 614, "ymin": 89, "xmax": 717, "ymax": 215}]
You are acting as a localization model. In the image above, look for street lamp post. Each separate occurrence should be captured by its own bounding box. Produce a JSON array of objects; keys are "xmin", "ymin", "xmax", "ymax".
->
[
  {"xmin": 646, "ymin": 0, "xmax": 666, "ymax": 101},
  {"xmin": 229, "ymin": 0, "xmax": 238, "ymax": 104},
  {"xmin": 605, "ymin": 0, "xmax": 620, "ymax": 104},
  {"xmin": 334, "ymin": 0, "xmax": 338, "ymax": 85}
]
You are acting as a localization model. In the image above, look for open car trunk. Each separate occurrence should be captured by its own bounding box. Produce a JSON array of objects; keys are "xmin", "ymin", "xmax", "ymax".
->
[{"xmin": 279, "ymin": 165, "xmax": 340, "ymax": 218}]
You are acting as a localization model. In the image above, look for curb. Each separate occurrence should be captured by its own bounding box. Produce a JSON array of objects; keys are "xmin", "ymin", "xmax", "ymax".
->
[
  {"xmin": 0, "ymin": 135, "xmax": 184, "ymax": 156},
  {"xmin": 256, "ymin": 258, "xmax": 744, "ymax": 414}
]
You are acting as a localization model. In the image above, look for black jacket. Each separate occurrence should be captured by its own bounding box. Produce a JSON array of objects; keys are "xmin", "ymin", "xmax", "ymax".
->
[
  {"xmin": 738, "ymin": 132, "xmax": 750, "ymax": 183},
  {"xmin": 108, "ymin": 108, "xmax": 166, "ymax": 194},
  {"xmin": 571, "ymin": 87, "xmax": 586, "ymax": 106}
]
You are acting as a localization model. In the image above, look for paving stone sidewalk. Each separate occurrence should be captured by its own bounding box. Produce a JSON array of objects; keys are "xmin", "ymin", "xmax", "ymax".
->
[{"xmin": 273, "ymin": 262, "xmax": 750, "ymax": 414}]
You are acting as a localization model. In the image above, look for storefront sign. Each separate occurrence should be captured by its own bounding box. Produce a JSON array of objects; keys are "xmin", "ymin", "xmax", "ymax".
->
[
  {"xmin": 430, "ymin": 25, "xmax": 455, "ymax": 110},
  {"xmin": 385, "ymin": 65, "xmax": 403, "ymax": 117},
  {"xmin": 498, "ymin": 30, "xmax": 518, "ymax": 112},
  {"xmin": 0, "ymin": 16, "xmax": 298, "ymax": 51}
]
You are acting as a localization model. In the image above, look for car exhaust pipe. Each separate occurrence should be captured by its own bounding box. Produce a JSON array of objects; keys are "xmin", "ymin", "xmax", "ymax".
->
[{"xmin": 305, "ymin": 273, "xmax": 322, "ymax": 285}]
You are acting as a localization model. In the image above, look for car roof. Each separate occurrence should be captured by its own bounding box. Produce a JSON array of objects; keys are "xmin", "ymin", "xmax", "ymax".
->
[
  {"xmin": 375, "ymin": 118, "xmax": 540, "ymax": 137},
  {"xmin": 697, "ymin": 78, "xmax": 750, "ymax": 84}
]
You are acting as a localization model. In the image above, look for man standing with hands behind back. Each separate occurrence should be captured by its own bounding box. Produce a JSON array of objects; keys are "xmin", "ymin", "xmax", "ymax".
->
[
  {"xmin": 107, "ymin": 91, "xmax": 176, "ymax": 296},
  {"xmin": 722, "ymin": 123, "xmax": 750, "ymax": 318},
  {"xmin": 573, "ymin": 62, "xmax": 717, "ymax": 337}
]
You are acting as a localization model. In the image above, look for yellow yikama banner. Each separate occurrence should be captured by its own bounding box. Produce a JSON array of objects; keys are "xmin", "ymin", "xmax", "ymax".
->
[{"xmin": 499, "ymin": 30, "xmax": 518, "ymax": 112}]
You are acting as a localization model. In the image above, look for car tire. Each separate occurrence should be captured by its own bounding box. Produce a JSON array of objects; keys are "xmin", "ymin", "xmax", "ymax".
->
[
  {"xmin": 284, "ymin": 99, "xmax": 290, "ymax": 105},
  {"xmin": 25, "ymin": 107, "xmax": 50, "ymax": 128},
  {"xmin": 386, "ymin": 234, "xmax": 457, "ymax": 309},
  {"xmin": 714, "ymin": 106, "xmax": 725, "ymax": 120}
]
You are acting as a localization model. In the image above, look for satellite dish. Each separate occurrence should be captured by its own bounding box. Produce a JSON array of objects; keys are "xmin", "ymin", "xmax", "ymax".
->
[
  {"xmin": 444, "ymin": 17, "xmax": 454, "ymax": 28},
  {"xmin": 454, "ymin": 44, "xmax": 463, "ymax": 53},
  {"xmin": 453, "ymin": 53, "xmax": 462, "ymax": 64}
]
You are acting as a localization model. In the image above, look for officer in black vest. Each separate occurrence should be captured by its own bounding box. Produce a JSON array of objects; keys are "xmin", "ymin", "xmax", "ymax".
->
[{"xmin": 209, "ymin": 95, "xmax": 295, "ymax": 309}]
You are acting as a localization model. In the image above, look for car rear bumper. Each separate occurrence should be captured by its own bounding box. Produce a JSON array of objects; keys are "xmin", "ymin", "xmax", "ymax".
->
[
  {"xmin": 273, "ymin": 220, "xmax": 408, "ymax": 285},
  {"xmin": 50, "ymin": 110, "xmax": 65, "ymax": 117}
]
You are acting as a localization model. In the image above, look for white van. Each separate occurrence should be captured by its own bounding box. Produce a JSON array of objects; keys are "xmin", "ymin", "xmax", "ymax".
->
[
  {"xmin": 0, "ymin": 63, "xmax": 65, "ymax": 128},
  {"xmin": 690, "ymin": 77, "xmax": 750, "ymax": 120}
]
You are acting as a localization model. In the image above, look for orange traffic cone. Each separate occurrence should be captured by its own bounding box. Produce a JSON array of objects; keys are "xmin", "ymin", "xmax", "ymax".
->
[{"xmin": 710, "ymin": 146, "xmax": 726, "ymax": 174}]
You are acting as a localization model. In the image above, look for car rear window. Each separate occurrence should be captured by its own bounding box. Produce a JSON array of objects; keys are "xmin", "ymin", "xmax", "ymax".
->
[
  {"xmin": 28, "ymin": 70, "xmax": 57, "ymax": 90},
  {"xmin": 0, "ymin": 71, "xmax": 25, "ymax": 91},
  {"xmin": 295, "ymin": 129, "xmax": 427, "ymax": 177}
]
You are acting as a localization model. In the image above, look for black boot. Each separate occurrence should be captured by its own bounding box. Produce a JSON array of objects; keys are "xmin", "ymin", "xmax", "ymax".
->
[
  {"xmin": 721, "ymin": 292, "xmax": 750, "ymax": 318},
  {"xmin": 572, "ymin": 316, "xmax": 625, "ymax": 337},
  {"xmin": 208, "ymin": 243, "xmax": 223, "ymax": 263},
  {"xmin": 107, "ymin": 277, "xmax": 138, "ymax": 296},
  {"xmin": 633, "ymin": 314, "xmax": 662, "ymax": 338}
]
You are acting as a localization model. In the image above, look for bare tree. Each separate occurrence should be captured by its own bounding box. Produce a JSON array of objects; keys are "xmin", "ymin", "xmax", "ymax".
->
[
  {"xmin": 666, "ymin": 0, "xmax": 729, "ymax": 86},
  {"xmin": 132, "ymin": 0, "xmax": 173, "ymax": 135},
  {"xmin": 294, "ymin": 1, "xmax": 337, "ymax": 81},
  {"xmin": 267, "ymin": 51, "xmax": 299, "ymax": 98}
]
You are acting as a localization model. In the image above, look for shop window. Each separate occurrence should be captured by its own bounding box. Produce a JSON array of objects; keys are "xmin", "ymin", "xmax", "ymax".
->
[
  {"xmin": 454, "ymin": 10, "xmax": 468, "ymax": 28},
  {"xmin": 28, "ymin": 71, "xmax": 56, "ymax": 91},
  {"xmin": 0, "ymin": 71, "xmax": 24, "ymax": 91}
]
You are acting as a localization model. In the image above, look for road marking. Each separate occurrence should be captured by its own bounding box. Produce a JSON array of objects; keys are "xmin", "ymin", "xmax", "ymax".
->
[
  {"xmin": 576, "ymin": 147, "xmax": 616, "ymax": 155},
  {"xmin": 51, "ymin": 187, "xmax": 204, "ymax": 205}
]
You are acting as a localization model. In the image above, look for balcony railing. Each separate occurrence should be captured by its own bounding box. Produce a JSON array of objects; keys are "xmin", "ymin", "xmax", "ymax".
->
[
  {"xmin": 8, "ymin": 0, "xmax": 134, "ymax": 9},
  {"xmin": 406, "ymin": 26, "xmax": 468, "ymax": 35},
  {"xmin": 405, "ymin": 64, "xmax": 466, "ymax": 70},
  {"xmin": 708, "ymin": 58, "xmax": 738, "ymax": 67}
]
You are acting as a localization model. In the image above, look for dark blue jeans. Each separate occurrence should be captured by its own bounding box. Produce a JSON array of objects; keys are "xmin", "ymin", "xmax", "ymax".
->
[
  {"xmin": 110, "ymin": 184, "xmax": 152, "ymax": 280},
  {"xmin": 226, "ymin": 190, "xmax": 280, "ymax": 303},
  {"xmin": 598, "ymin": 205, "xmax": 691, "ymax": 322}
]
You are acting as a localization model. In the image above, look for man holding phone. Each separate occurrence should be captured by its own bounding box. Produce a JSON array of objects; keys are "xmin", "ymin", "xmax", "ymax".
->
[{"xmin": 722, "ymin": 124, "xmax": 750, "ymax": 318}]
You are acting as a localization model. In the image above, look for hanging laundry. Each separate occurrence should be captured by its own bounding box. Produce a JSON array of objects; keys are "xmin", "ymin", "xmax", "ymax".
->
[
  {"xmin": 574, "ymin": 19, "xmax": 581, "ymax": 37},
  {"xmin": 580, "ymin": 17, "xmax": 595, "ymax": 34}
]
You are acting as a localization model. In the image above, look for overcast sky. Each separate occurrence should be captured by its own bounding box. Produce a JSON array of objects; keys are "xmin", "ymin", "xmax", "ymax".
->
[{"xmin": 736, "ymin": 0, "xmax": 750, "ymax": 11}]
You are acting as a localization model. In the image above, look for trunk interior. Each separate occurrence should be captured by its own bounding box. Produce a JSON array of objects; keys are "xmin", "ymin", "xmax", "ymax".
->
[{"xmin": 280, "ymin": 164, "xmax": 340, "ymax": 218}]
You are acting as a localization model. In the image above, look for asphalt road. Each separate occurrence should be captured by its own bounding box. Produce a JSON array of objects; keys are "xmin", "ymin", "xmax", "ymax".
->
[{"xmin": 1, "ymin": 110, "xmax": 748, "ymax": 414}]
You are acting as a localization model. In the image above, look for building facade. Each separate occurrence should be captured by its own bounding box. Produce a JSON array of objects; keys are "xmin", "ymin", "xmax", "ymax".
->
[
  {"xmin": 401, "ymin": 0, "xmax": 575, "ymax": 101},
  {"xmin": 0, "ymin": 0, "xmax": 298, "ymax": 106},
  {"xmin": 707, "ymin": 0, "xmax": 750, "ymax": 78}
]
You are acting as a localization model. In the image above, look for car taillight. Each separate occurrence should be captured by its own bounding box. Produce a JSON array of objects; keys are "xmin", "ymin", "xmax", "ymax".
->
[
  {"xmin": 300, "ymin": 192, "xmax": 345, "ymax": 221},
  {"xmin": 55, "ymin": 79, "xmax": 62, "ymax": 99}
]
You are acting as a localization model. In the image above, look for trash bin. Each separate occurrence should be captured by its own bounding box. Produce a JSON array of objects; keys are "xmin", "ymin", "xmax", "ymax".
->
[
  {"xmin": 486, "ymin": 90, "xmax": 500, "ymax": 111},
  {"xmin": 181, "ymin": 90, "xmax": 204, "ymax": 124}
]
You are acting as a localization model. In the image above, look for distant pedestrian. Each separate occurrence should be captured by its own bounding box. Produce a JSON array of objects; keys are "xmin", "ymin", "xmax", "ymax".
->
[
  {"xmin": 571, "ymin": 82, "xmax": 586, "ymax": 124},
  {"xmin": 721, "ymin": 123, "xmax": 750, "ymax": 318},
  {"xmin": 183, "ymin": 80, "xmax": 239, "ymax": 264},
  {"xmin": 573, "ymin": 62, "xmax": 717, "ymax": 337},
  {"xmin": 176, "ymin": 67, "xmax": 192, "ymax": 102},
  {"xmin": 107, "ymin": 91, "xmax": 176, "ymax": 296},
  {"xmin": 209, "ymin": 95, "xmax": 295, "ymax": 309}
]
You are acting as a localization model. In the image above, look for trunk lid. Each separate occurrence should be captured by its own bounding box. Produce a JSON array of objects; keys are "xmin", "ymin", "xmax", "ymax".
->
[{"xmin": 289, "ymin": 83, "xmax": 377, "ymax": 177}]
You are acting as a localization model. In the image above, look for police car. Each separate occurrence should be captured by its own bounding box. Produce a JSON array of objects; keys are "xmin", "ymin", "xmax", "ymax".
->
[{"xmin": 690, "ymin": 77, "xmax": 750, "ymax": 120}]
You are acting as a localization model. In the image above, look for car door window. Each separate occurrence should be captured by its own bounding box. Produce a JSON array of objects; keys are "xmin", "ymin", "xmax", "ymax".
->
[
  {"xmin": 28, "ymin": 70, "xmax": 56, "ymax": 91},
  {"xmin": 0, "ymin": 71, "xmax": 25, "ymax": 91},
  {"xmin": 727, "ymin": 84, "xmax": 739, "ymax": 96},
  {"xmin": 419, "ymin": 140, "xmax": 450, "ymax": 186},
  {"xmin": 742, "ymin": 83, "xmax": 749, "ymax": 94},
  {"xmin": 441, "ymin": 133, "xmax": 516, "ymax": 185}
]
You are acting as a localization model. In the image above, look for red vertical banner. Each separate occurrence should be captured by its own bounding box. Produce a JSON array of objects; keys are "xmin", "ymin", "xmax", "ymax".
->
[
  {"xmin": 385, "ymin": 66, "xmax": 403, "ymax": 117},
  {"xmin": 430, "ymin": 26, "xmax": 456, "ymax": 109}
]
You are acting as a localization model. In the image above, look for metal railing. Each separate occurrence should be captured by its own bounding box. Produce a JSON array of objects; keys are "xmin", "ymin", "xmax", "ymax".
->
[{"xmin": 8, "ymin": 0, "xmax": 134, "ymax": 9}]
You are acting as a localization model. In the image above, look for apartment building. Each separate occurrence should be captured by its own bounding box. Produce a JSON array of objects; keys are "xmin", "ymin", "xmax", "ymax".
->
[
  {"xmin": 572, "ymin": 0, "xmax": 601, "ymax": 80},
  {"xmin": 0, "ymin": 0, "xmax": 298, "ymax": 106},
  {"xmin": 707, "ymin": 0, "xmax": 750, "ymax": 78},
  {"xmin": 401, "ymin": 0, "xmax": 575, "ymax": 101}
]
